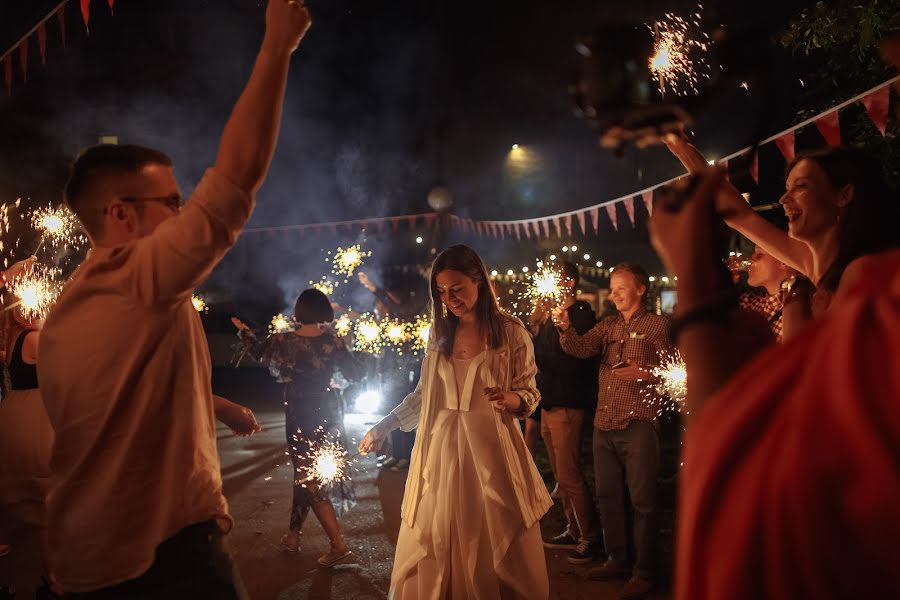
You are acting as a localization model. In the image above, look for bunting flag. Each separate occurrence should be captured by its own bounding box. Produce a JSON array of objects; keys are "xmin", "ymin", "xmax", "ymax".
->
[
  {"xmin": 57, "ymin": 4, "xmax": 67, "ymax": 48},
  {"xmin": 523, "ymin": 221, "xmax": 531, "ymax": 239},
  {"xmin": 641, "ymin": 190, "xmax": 653, "ymax": 217},
  {"xmin": 815, "ymin": 111, "xmax": 841, "ymax": 146},
  {"xmin": 623, "ymin": 197, "xmax": 635, "ymax": 227},
  {"xmin": 564, "ymin": 214, "xmax": 572, "ymax": 236},
  {"xmin": 605, "ymin": 204, "xmax": 618, "ymax": 231},
  {"xmin": 590, "ymin": 207, "xmax": 599, "ymax": 234},
  {"xmin": 531, "ymin": 220, "xmax": 540, "ymax": 239},
  {"xmin": 551, "ymin": 216, "xmax": 561, "ymax": 238},
  {"xmin": 540, "ymin": 219, "xmax": 550, "ymax": 239},
  {"xmin": 81, "ymin": 0, "xmax": 91, "ymax": 29},
  {"xmin": 515, "ymin": 223, "xmax": 521, "ymax": 241},
  {"xmin": 775, "ymin": 130, "xmax": 795, "ymax": 163},
  {"xmin": 749, "ymin": 150, "xmax": 759, "ymax": 184},
  {"xmin": 18, "ymin": 38, "xmax": 29, "ymax": 82},
  {"xmin": 861, "ymin": 85, "xmax": 890, "ymax": 136},
  {"xmin": 37, "ymin": 23, "xmax": 47, "ymax": 64},
  {"xmin": 721, "ymin": 157, "xmax": 730, "ymax": 182},
  {"xmin": 576, "ymin": 211, "xmax": 586, "ymax": 235}
]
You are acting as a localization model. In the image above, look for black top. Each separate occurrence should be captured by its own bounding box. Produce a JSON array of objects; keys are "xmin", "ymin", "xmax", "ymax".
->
[
  {"xmin": 9, "ymin": 329, "xmax": 38, "ymax": 390},
  {"xmin": 533, "ymin": 301, "xmax": 598, "ymax": 410}
]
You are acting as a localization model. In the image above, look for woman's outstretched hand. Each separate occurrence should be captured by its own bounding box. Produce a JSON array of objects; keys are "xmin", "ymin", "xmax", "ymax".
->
[
  {"xmin": 231, "ymin": 316, "xmax": 250, "ymax": 332},
  {"xmin": 360, "ymin": 423, "xmax": 388, "ymax": 455}
]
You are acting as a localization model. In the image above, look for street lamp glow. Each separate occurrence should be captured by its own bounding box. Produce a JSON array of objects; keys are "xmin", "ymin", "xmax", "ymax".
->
[
  {"xmin": 522, "ymin": 266, "xmax": 529, "ymax": 273},
  {"xmin": 355, "ymin": 390, "xmax": 382, "ymax": 413},
  {"xmin": 549, "ymin": 254, "xmax": 557, "ymax": 260},
  {"xmin": 507, "ymin": 269, "xmax": 514, "ymax": 276},
  {"xmin": 562, "ymin": 246, "xmax": 569, "ymax": 252},
  {"xmin": 491, "ymin": 270, "xmax": 498, "ymax": 277},
  {"xmin": 662, "ymin": 276, "xmax": 670, "ymax": 283},
  {"xmin": 415, "ymin": 236, "xmax": 423, "ymax": 244},
  {"xmin": 583, "ymin": 253, "xmax": 590, "ymax": 260},
  {"xmin": 596, "ymin": 261, "xmax": 603, "ymax": 267},
  {"xmin": 511, "ymin": 143, "xmax": 520, "ymax": 150},
  {"xmin": 649, "ymin": 276, "xmax": 657, "ymax": 282},
  {"xmin": 571, "ymin": 245, "xmax": 578, "ymax": 252}
]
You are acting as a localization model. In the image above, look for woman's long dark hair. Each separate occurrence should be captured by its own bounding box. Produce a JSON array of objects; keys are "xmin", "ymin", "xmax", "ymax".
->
[
  {"xmin": 788, "ymin": 146, "xmax": 899, "ymax": 291},
  {"xmin": 429, "ymin": 245, "xmax": 506, "ymax": 357}
]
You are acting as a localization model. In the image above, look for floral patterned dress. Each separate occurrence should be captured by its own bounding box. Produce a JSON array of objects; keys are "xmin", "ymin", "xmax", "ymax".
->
[{"xmin": 240, "ymin": 330, "xmax": 364, "ymax": 529}]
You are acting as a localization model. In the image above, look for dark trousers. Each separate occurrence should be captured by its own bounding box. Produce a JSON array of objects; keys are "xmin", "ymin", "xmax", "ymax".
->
[
  {"xmin": 62, "ymin": 521, "xmax": 247, "ymax": 600},
  {"xmin": 593, "ymin": 420, "xmax": 660, "ymax": 580}
]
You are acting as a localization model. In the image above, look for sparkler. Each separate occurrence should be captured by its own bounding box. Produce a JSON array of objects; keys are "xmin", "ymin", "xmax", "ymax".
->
[
  {"xmin": 334, "ymin": 313, "xmax": 352, "ymax": 337},
  {"xmin": 381, "ymin": 318, "xmax": 411, "ymax": 355},
  {"xmin": 523, "ymin": 266, "xmax": 566, "ymax": 308},
  {"xmin": 30, "ymin": 205, "xmax": 83, "ymax": 249},
  {"xmin": 191, "ymin": 295, "xmax": 208, "ymax": 313},
  {"xmin": 269, "ymin": 313, "xmax": 296, "ymax": 334},
  {"xmin": 411, "ymin": 315, "xmax": 431, "ymax": 354},
  {"xmin": 294, "ymin": 427, "xmax": 355, "ymax": 487},
  {"xmin": 648, "ymin": 12, "xmax": 712, "ymax": 97},
  {"xmin": 311, "ymin": 277, "xmax": 337, "ymax": 296},
  {"xmin": 353, "ymin": 314, "xmax": 383, "ymax": 354},
  {"xmin": 8, "ymin": 265, "xmax": 61, "ymax": 321},
  {"xmin": 650, "ymin": 351, "xmax": 688, "ymax": 413},
  {"xmin": 329, "ymin": 245, "xmax": 371, "ymax": 280}
]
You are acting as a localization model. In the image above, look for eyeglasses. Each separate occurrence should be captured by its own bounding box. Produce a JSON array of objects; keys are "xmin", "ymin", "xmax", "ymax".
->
[{"xmin": 105, "ymin": 194, "xmax": 184, "ymax": 214}]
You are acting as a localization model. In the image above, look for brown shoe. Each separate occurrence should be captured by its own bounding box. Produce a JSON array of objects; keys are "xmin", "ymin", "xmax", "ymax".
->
[
  {"xmin": 587, "ymin": 559, "xmax": 630, "ymax": 580},
  {"xmin": 619, "ymin": 576, "xmax": 652, "ymax": 600}
]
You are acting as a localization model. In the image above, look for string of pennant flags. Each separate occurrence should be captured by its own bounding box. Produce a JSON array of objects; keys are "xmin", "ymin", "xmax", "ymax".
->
[
  {"xmin": 243, "ymin": 74, "xmax": 896, "ymax": 240},
  {"xmin": 1, "ymin": 0, "xmax": 112, "ymax": 95}
]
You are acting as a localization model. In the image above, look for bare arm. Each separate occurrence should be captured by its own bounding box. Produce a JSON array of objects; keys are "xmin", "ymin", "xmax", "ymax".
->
[
  {"xmin": 22, "ymin": 331, "xmax": 39, "ymax": 365},
  {"xmin": 214, "ymin": 0, "xmax": 311, "ymax": 193},
  {"xmin": 664, "ymin": 135, "xmax": 814, "ymax": 277}
]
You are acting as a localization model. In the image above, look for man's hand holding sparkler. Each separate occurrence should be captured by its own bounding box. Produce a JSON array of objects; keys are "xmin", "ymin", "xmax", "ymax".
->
[
  {"xmin": 214, "ymin": 395, "xmax": 262, "ymax": 436},
  {"xmin": 551, "ymin": 306, "xmax": 571, "ymax": 332}
]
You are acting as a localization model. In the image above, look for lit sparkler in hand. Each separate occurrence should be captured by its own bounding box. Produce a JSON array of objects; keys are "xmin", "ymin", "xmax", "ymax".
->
[
  {"xmin": 353, "ymin": 314, "xmax": 383, "ymax": 354},
  {"xmin": 191, "ymin": 295, "xmax": 208, "ymax": 313},
  {"xmin": 381, "ymin": 318, "xmax": 411, "ymax": 354},
  {"xmin": 9, "ymin": 265, "xmax": 61, "ymax": 321},
  {"xmin": 329, "ymin": 245, "xmax": 371, "ymax": 280},
  {"xmin": 648, "ymin": 12, "xmax": 712, "ymax": 97},
  {"xmin": 334, "ymin": 313, "xmax": 352, "ymax": 337},
  {"xmin": 311, "ymin": 277, "xmax": 337, "ymax": 296},
  {"xmin": 31, "ymin": 205, "xmax": 82, "ymax": 247},
  {"xmin": 650, "ymin": 351, "xmax": 688, "ymax": 413},
  {"xmin": 524, "ymin": 266, "xmax": 566, "ymax": 308},
  {"xmin": 295, "ymin": 427, "xmax": 355, "ymax": 487},
  {"xmin": 269, "ymin": 313, "xmax": 296, "ymax": 334}
]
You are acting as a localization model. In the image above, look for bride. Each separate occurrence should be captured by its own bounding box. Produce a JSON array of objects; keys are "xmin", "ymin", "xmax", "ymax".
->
[{"xmin": 360, "ymin": 244, "xmax": 552, "ymax": 599}]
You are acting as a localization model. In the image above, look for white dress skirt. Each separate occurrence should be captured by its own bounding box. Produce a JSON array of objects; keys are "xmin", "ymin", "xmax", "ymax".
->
[{"xmin": 389, "ymin": 353, "xmax": 549, "ymax": 600}]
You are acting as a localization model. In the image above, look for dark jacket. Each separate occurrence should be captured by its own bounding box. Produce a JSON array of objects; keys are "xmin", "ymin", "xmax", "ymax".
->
[{"xmin": 532, "ymin": 300, "xmax": 598, "ymax": 410}]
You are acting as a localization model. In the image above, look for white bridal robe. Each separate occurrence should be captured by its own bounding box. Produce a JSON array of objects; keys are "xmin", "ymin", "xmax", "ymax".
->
[{"xmin": 389, "ymin": 317, "xmax": 553, "ymax": 600}]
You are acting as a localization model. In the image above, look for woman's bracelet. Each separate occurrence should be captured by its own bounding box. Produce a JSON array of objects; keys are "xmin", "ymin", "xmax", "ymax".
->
[{"xmin": 670, "ymin": 292, "xmax": 737, "ymax": 343}]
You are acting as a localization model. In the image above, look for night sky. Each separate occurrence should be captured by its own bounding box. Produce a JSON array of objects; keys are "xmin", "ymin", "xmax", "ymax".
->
[{"xmin": 0, "ymin": 0, "xmax": 822, "ymax": 317}]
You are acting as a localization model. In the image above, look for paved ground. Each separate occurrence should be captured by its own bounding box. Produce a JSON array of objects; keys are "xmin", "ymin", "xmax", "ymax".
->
[{"xmin": 0, "ymin": 368, "xmax": 675, "ymax": 600}]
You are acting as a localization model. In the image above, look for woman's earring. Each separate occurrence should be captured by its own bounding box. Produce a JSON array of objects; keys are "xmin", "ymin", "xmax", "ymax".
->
[{"xmin": 441, "ymin": 304, "xmax": 448, "ymax": 319}]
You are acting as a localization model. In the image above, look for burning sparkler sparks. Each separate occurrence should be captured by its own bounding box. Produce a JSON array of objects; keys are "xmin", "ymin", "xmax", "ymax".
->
[
  {"xmin": 295, "ymin": 427, "xmax": 354, "ymax": 487},
  {"xmin": 329, "ymin": 245, "xmax": 371, "ymax": 280},
  {"xmin": 353, "ymin": 314, "xmax": 383, "ymax": 354},
  {"xmin": 269, "ymin": 313, "xmax": 296, "ymax": 335},
  {"xmin": 191, "ymin": 295, "xmax": 208, "ymax": 313},
  {"xmin": 334, "ymin": 313, "xmax": 352, "ymax": 337},
  {"xmin": 311, "ymin": 277, "xmax": 337, "ymax": 296},
  {"xmin": 30, "ymin": 205, "xmax": 83, "ymax": 247},
  {"xmin": 648, "ymin": 11, "xmax": 712, "ymax": 97},
  {"xmin": 381, "ymin": 318, "xmax": 411, "ymax": 354},
  {"xmin": 411, "ymin": 315, "xmax": 431, "ymax": 354},
  {"xmin": 8, "ymin": 265, "xmax": 61, "ymax": 321},
  {"xmin": 650, "ymin": 351, "xmax": 688, "ymax": 413},
  {"xmin": 524, "ymin": 266, "xmax": 566, "ymax": 308}
]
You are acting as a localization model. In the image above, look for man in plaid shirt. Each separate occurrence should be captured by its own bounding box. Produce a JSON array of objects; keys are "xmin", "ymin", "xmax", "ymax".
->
[
  {"xmin": 554, "ymin": 262, "xmax": 674, "ymax": 600},
  {"xmin": 738, "ymin": 246, "xmax": 793, "ymax": 342}
]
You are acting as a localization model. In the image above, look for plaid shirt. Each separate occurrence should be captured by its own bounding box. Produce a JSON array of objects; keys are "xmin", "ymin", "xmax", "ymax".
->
[
  {"xmin": 560, "ymin": 307, "xmax": 674, "ymax": 431},
  {"xmin": 739, "ymin": 292, "xmax": 783, "ymax": 341}
]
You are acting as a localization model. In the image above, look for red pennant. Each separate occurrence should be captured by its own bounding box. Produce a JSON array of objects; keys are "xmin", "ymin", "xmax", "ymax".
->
[
  {"xmin": 515, "ymin": 223, "xmax": 522, "ymax": 241},
  {"xmin": 749, "ymin": 151, "xmax": 759, "ymax": 184},
  {"xmin": 37, "ymin": 23, "xmax": 47, "ymax": 65},
  {"xmin": 641, "ymin": 190, "xmax": 653, "ymax": 216},
  {"xmin": 623, "ymin": 197, "xmax": 635, "ymax": 227},
  {"xmin": 551, "ymin": 216, "xmax": 561, "ymax": 238},
  {"xmin": 81, "ymin": 0, "xmax": 91, "ymax": 29},
  {"xmin": 523, "ymin": 221, "xmax": 531, "ymax": 239},
  {"xmin": 407, "ymin": 215, "xmax": 417, "ymax": 230},
  {"xmin": 564, "ymin": 214, "xmax": 572, "ymax": 237},
  {"xmin": 576, "ymin": 211, "xmax": 586, "ymax": 235},
  {"xmin": 775, "ymin": 130, "xmax": 795, "ymax": 163},
  {"xmin": 605, "ymin": 204, "xmax": 618, "ymax": 231},
  {"xmin": 531, "ymin": 221, "xmax": 540, "ymax": 239},
  {"xmin": 590, "ymin": 207, "xmax": 599, "ymax": 234},
  {"xmin": 57, "ymin": 5, "xmax": 67, "ymax": 48},
  {"xmin": 18, "ymin": 37, "xmax": 29, "ymax": 83},
  {"xmin": 540, "ymin": 219, "xmax": 550, "ymax": 239},
  {"xmin": 108, "ymin": 0, "xmax": 116, "ymax": 13},
  {"xmin": 815, "ymin": 111, "xmax": 841, "ymax": 146},
  {"xmin": 721, "ymin": 158, "xmax": 730, "ymax": 183},
  {"xmin": 861, "ymin": 85, "xmax": 890, "ymax": 136},
  {"xmin": 425, "ymin": 214, "xmax": 437, "ymax": 229},
  {"xmin": 3, "ymin": 56, "xmax": 11, "ymax": 95}
]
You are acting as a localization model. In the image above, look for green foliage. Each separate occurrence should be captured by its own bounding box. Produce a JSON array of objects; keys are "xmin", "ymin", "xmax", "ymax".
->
[{"xmin": 779, "ymin": 0, "xmax": 900, "ymax": 186}]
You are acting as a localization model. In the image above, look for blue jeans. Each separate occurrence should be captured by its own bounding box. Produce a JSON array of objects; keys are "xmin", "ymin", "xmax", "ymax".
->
[{"xmin": 593, "ymin": 420, "xmax": 660, "ymax": 580}]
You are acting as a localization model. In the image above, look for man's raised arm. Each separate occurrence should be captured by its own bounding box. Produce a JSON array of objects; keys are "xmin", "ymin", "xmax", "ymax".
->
[{"xmin": 215, "ymin": 0, "xmax": 312, "ymax": 194}]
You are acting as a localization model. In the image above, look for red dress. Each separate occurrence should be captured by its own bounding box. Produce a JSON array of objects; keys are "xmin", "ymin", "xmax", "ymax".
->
[{"xmin": 677, "ymin": 250, "xmax": 900, "ymax": 600}]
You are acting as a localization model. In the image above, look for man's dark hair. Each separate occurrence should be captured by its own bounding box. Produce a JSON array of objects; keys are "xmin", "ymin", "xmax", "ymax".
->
[
  {"xmin": 64, "ymin": 144, "xmax": 173, "ymax": 236},
  {"xmin": 560, "ymin": 260, "xmax": 580, "ymax": 290},
  {"xmin": 294, "ymin": 289, "xmax": 335, "ymax": 325},
  {"xmin": 610, "ymin": 262, "xmax": 649, "ymax": 293}
]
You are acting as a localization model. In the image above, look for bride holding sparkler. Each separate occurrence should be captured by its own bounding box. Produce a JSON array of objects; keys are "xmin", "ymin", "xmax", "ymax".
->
[
  {"xmin": 233, "ymin": 288, "xmax": 365, "ymax": 567},
  {"xmin": 360, "ymin": 245, "xmax": 552, "ymax": 599}
]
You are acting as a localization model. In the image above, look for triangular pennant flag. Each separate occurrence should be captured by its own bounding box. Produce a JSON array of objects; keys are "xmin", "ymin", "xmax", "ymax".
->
[
  {"xmin": 775, "ymin": 130, "xmax": 795, "ymax": 163},
  {"xmin": 18, "ymin": 36, "xmax": 29, "ymax": 83},
  {"xmin": 641, "ymin": 190, "xmax": 653, "ymax": 216},
  {"xmin": 749, "ymin": 151, "xmax": 759, "ymax": 184},
  {"xmin": 376, "ymin": 219, "xmax": 386, "ymax": 233},
  {"xmin": 37, "ymin": 23, "xmax": 47, "ymax": 65},
  {"xmin": 623, "ymin": 197, "xmax": 635, "ymax": 227},
  {"xmin": 590, "ymin": 207, "xmax": 599, "ymax": 234},
  {"xmin": 3, "ymin": 56, "xmax": 11, "ymax": 95},
  {"xmin": 81, "ymin": 0, "xmax": 91, "ymax": 29},
  {"xmin": 407, "ymin": 215, "xmax": 417, "ymax": 229},
  {"xmin": 551, "ymin": 216, "xmax": 561, "ymax": 238},
  {"xmin": 514, "ymin": 223, "xmax": 521, "ymax": 241},
  {"xmin": 815, "ymin": 111, "xmax": 841, "ymax": 146},
  {"xmin": 576, "ymin": 211, "xmax": 586, "ymax": 235},
  {"xmin": 523, "ymin": 221, "xmax": 531, "ymax": 239},
  {"xmin": 861, "ymin": 85, "xmax": 890, "ymax": 136},
  {"xmin": 564, "ymin": 214, "xmax": 572, "ymax": 237},
  {"xmin": 57, "ymin": 5, "xmax": 67, "ymax": 48},
  {"xmin": 540, "ymin": 219, "xmax": 550, "ymax": 239},
  {"xmin": 605, "ymin": 204, "xmax": 618, "ymax": 231},
  {"xmin": 531, "ymin": 221, "xmax": 540, "ymax": 238},
  {"xmin": 721, "ymin": 158, "xmax": 730, "ymax": 183},
  {"xmin": 109, "ymin": 0, "xmax": 116, "ymax": 13}
]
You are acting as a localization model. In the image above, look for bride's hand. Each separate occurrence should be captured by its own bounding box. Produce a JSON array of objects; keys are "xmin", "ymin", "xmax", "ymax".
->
[
  {"xmin": 484, "ymin": 387, "xmax": 524, "ymax": 413},
  {"xmin": 359, "ymin": 423, "xmax": 388, "ymax": 455}
]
